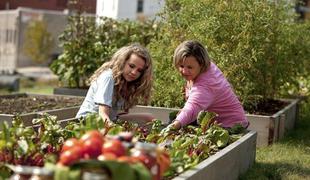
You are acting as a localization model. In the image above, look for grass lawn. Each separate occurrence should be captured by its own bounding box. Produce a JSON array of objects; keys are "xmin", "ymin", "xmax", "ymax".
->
[
  {"xmin": 240, "ymin": 99, "xmax": 310, "ymax": 180},
  {"xmin": 0, "ymin": 78, "xmax": 56, "ymax": 95},
  {"xmin": 19, "ymin": 83, "xmax": 54, "ymax": 94}
]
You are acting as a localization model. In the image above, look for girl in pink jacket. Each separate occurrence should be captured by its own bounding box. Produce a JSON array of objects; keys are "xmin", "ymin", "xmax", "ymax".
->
[{"xmin": 166, "ymin": 40, "xmax": 249, "ymax": 131}]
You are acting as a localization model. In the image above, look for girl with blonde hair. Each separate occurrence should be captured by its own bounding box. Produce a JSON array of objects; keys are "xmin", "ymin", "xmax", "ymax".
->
[{"xmin": 76, "ymin": 43, "xmax": 154, "ymax": 123}]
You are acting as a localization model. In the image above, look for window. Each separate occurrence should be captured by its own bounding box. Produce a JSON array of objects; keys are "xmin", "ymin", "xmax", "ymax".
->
[{"xmin": 137, "ymin": 0, "xmax": 143, "ymax": 13}]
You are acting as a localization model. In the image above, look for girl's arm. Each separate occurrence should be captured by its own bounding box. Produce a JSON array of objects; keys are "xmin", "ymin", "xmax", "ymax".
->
[
  {"xmin": 99, "ymin": 104, "xmax": 111, "ymax": 122},
  {"xmin": 174, "ymin": 85, "xmax": 214, "ymax": 128}
]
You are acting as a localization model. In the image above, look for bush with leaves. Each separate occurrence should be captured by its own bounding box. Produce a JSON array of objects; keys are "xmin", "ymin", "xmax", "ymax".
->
[
  {"xmin": 149, "ymin": 0, "xmax": 310, "ymax": 108},
  {"xmin": 50, "ymin": 13, "xmax": 159, "ymax": 88},
  {"xmin": 23, "ymin": 20, "xmax": 54, "ymax": 64}
]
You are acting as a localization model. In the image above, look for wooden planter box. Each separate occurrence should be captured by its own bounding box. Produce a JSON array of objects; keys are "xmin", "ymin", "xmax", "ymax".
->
[
  {"xmin": 53, "ymin": 87, "xmax": 88, "ymax": 97},
  {"xmin": 247, "ymin": 98, "xmax": 300, "ymax": 146},
  {"xmin": 130, "ymin": 98, "xmax": 300, "ymax": 147},
  {"xmin": 0, "ymin": 93, "xmax": 84, "ymax": 126}
]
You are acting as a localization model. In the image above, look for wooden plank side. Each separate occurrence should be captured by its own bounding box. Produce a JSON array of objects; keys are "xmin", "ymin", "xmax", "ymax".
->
[
  {"xmin": 173, "ymin": 131, "xmax": 257, "ymax": 180},
  {"xmin": 0, "ymin": 114, "xmax": 37, "ymax": 127},
  {"xmin": 40, "ymin": 106, "xmax": 80, "ymax": 120},
  {"xmin": 130, "ymin": 106, "xmax": 180, "ymax": 124},
  {"xmin": 246, "ymin": 115, "xmax": 271, "ymax": 147},
  {"xmin": 283, "ymin": 99, "xmax": 298, "ymax": 131}
]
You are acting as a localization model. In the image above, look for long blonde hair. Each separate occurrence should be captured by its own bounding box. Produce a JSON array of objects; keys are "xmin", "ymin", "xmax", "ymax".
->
[{"xmin": 89, "ymin": 44, "xmax": 153, "ymax": 110}]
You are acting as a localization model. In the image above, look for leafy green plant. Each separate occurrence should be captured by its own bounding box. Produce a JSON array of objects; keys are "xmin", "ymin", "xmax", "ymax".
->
[
  {"xmin": 50, "ymin": 14, "xmax": 100, "ymax": 88},
  {"xmin": 50, "ymin": 13, "xmax": 159, "ymax": 88},
  {"xmin": 149, "ymin": 0, "xmax": 310, "ymax": 108},
  {"xmin": 23, "ymin": 20, "xmax": 54, "ymax": 64}
]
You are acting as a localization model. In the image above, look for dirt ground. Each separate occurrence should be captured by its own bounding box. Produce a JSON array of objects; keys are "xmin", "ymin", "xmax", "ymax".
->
[
  {"xmin": 0, "ymin": 94, "xmax": 83, "ymax": 114},
  {"xmin": 244, "ymin": 98, "xmax": 289, "ymax": 115}
]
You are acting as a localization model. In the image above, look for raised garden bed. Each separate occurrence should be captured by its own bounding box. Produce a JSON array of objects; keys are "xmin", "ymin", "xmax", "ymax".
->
[
  {"xmin": 129, "ymin": 98, "xmax": 300, "ymax": 147},
  {"xmin": 246, "ymin": 98, "xmax": 300, "ymax": 146},
  {"xmin": 0, "ymin": 93, "xmax": 84, "ymax": 126}
]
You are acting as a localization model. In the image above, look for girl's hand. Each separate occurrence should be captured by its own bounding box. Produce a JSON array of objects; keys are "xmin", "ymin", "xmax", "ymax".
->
[{"xmin": 171, "ymin": 120, "xmax": 181, "ymax": 130}]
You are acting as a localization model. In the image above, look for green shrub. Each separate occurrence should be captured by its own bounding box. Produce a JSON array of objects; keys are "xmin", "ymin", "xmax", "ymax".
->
[
  {"xmin": 23, "ymin": 20, "xmax": 54, "ymax": 64},
  {"xmin": 51, "ymin": 14, "xmax": 159, "ymax": 88},
  {"xmin": 50, "ymin": 14, "xmax": 99, "ymax": 88},
  {"xmin": 149, "ymin": 0, "xmax": 310, "ymax": 107}
]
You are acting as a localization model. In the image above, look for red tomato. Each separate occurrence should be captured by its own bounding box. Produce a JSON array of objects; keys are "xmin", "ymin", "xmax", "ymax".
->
[
  {"xmin": 102, "ymin": 139, "xmax": 126, "ymax": 157},
  {"xmin": 117, "ymin": 156, "xmax": 139, "ymax": 164},
  {"xmin": 59, "ymin": 147, "xmax": 83, "ymax": 166},
  {"xmin": 61, "ymin": 138, "xmax": 81, "ymax": 152},
  {"xmin": 97, "ymin": 153, "xmax": 117, "ymax": 161},
  {"xmin": 82, "ymin": 137, "xmax": 103, "ymax": 158},
  {"xmin": 80, "ymin": 130, "xmax": 104, "ymax": 144},
  {"xmin": 135, "ymin": 153, "xmax": 157, "ymax": 169}
]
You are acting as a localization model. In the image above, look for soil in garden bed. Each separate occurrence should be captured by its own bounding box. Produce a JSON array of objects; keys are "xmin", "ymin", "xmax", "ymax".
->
[
  {"xmin": 0, "ymin": 94, "xmax": 83, "ymax": 114},
  {"xmin": 244, "ymin": 98, "xmax": 289, "ymax": 116}
]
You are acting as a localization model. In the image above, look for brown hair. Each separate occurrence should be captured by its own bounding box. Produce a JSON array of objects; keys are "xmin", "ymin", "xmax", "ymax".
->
[
  {"xmin": 173, "ymin": 40, "xmax": 211, "ymax": 72},
  {"xmin": 89, "ymin": 44, "xmax": 153, "ymax": 110}
]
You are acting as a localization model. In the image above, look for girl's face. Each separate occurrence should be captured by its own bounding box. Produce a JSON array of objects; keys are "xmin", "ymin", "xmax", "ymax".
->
[
  {"xmin": 123, "ymin": 53, "xmax": 145, "ymax": 82},
  {"xmin": 177, "ymin": 56, "xmax": 201, "ymax": 81}
]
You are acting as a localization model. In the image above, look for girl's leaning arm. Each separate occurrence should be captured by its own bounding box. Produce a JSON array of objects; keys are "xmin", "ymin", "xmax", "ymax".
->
[{"xmin": 98, "ymin": 104, "xmax": 111, "ymax": 122}]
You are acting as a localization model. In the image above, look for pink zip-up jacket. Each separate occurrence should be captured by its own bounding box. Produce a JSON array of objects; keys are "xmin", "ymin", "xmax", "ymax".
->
[{"xmin": 176, "ymin": 62, "xmax": 249, "ymax": 128}]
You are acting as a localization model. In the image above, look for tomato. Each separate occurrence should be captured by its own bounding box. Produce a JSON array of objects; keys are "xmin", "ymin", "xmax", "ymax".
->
[
  {"xmin": 102, "ymin": 139, "xmax": 126, "ymax": 157},
  {"xmin": 135, "ymin": 153, "xmax": 157, "ymax": 169},
  {"xmin": 59, "ymin": 147, "xmax": 83, "ymax": 166},
  {"xmin": 117, "ymin": 156, "xmax": 139, "ymax": 164},
  {"xmin": 97, "ymin": 153, "xmax": 117, "ymax": 161},
  {"xmin": 61, "ymin": 138, "xmax": 81, "ymax": 152},
  {"xmin": 80, "ymin": 130, "xmax": 104, "ymax": 144},
  {"xmin": 82, "ymin": 137, "xmax": 103, "ymax": 158}
]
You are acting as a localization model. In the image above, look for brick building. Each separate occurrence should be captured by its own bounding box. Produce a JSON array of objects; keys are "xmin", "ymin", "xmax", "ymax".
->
[{"xmin": 0, "ymin": 0, "xmax": 96, "ymax": 14}]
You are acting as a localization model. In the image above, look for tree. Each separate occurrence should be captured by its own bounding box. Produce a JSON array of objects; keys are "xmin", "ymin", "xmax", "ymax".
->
[{"xmin": 23, "ymin": 20, "xmax": 54, "ymax": 64}]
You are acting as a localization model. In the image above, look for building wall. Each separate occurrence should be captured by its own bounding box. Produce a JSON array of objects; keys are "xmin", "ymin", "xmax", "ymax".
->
[
  {"xmin": 143, "ymin": 0, "xmax": 164, "ymax": 17},
  {"xmin": 17, "ymin": 8, "xmax": 68, "ymax": 67},
  {"xmin": 96, "ymin": 0, "xmax": 165, "ymax": 20},
  {"xmin": 0, "ymin": 8, "xmax": 68, "ymax": 71},
  {"xmin": 96, "ymin": 0, "xmax": 118, "ymax": 19},
  {"xmin": 117, "ymin": 0, "xmax": 137, "ymax": 20},
  {"xmin": 0, "ymin": 10, "xmax": 18, "ymax": 72},
  {"xmin": 0, "ymin": 0, "xmax": 96, "ymax": 14}
]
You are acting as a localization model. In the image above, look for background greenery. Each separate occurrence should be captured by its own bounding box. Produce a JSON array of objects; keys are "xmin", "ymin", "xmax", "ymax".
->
[
  {"xmin": 148, "ymin": 0, "xmax": 310, "ymax": 108},
  {"xmin": 49, "ymin": 0, "xmax": 310, "ymax": 109}
]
